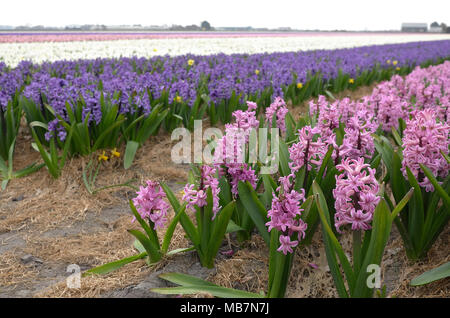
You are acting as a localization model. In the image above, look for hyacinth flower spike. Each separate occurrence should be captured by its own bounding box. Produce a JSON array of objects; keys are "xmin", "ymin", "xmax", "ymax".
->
[
  {"xmin": 376, "ymin": 109, "xmax": 450, "ymax": 260},
  {"xmin": 162, "ymin": 165, "xmax": 236, "ymax": 269},
  {"xmin": 84, "ymin": 180, "xmax": 194, "ymax": 276},
  {"xmin": 313, "ymin": 157, "xmax": 413, "ymax": 298}
]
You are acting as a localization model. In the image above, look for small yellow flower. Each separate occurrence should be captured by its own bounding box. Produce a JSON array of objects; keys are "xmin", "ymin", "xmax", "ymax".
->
[
  {"xmin": 296, "ymin": 82, "xmax": 303, "ymax": 89},
  {"xmin": 179, "ymin": 189, "xmax": 185, "ymax": 196},
  {"xmin": 255, "ymin": 69, "xmax": 260, "ymax": 75},
  {"xmin": 188, "ymin": 59, "xmax": 195, "ymax": 66},
  {"xmin": 396, "ymin": 67, "xmax": 400, "ymax": 71},
  {"xmin": 386, "ymin": 59, "xmax": 391, "ymax": 64},
  {"xmin": 348, "ymin": 78, "xmax": 354, "ymax": 84},
  {"xmin": 111, "ymin": 148, "xmax": 120, "ymax": 158},
  {"xmin": 175, "ymin": 96, "xmax": 182, "ymax": 103},
  {"xmin": 393, "ymin": 60, "xmax": 398, "ymax": 66},
  {"xmin": 153, "ymin": 48, "xmax": 157, "ymax": 52},
  {"xmin": 98, "ymin": 151, "xmax": 108, "ymax": 161}
]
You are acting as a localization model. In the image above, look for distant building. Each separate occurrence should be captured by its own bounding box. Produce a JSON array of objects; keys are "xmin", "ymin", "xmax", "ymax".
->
[
  {"xmin": 429, "ymin": 21, "xmax": 443, "ymax": 33},
  {"xmin": 401, "ymin": 23, "xmax": 428, "ymax": 32},
  {"xmin": 429, "ymin": 26, "xmax": 443, "ymax": 32},
  {"xmin": 215, "ymin": 26, "xmax": 253, "ymax": 31}
]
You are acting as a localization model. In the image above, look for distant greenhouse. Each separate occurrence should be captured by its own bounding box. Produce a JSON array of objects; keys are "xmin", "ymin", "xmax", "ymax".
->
[{"xmin": 401, "ymin": 23, "xmax": 428, "ymax": 32}]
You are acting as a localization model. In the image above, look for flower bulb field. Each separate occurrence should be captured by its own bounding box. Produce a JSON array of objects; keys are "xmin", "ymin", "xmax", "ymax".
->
[
  {"xmin": 0, "ymin": 32, "xmax": 449, "ymax": 299},
  {"xmin": 1, "ymin": 32, "xmax": 450, "ymax": 66}
]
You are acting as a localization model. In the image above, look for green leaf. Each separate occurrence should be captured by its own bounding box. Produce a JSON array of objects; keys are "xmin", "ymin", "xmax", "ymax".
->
[
  {"xmin": 278, "ymin": 139, "xmax": 291, "ymax": 177},
  {"xmin": 261, "ymin": 174, "xmax": 277, "ymax": 208},
  {"xmin": 441, "ymin": 150, "xmax": 450, "ymax": 165},
  {"xmin": 134, "ymin": 239, "xmax": 146, "ymax": 254},
  {"xmin": 391, "ymin": 127, "xmax": 403, "ymax": 147},
  {"xmin": 160, "ymin": 182, "xmax": 181, "ymax": 212},
  {"xmin": 1, "ymin": 179, "xmax": 8, "ymax": 190},
  {"xmin": 13, "ymin": 162, "xmax": 45, "ymax": 178},
  {"xmin": 127, "ymin": 229, "xmax": 161, "ymax": 263},
  {"xmin": 353, "ymin": 199, "xmax": 392, "ymax": 297},
  {"xmin": 166, "ymin": 247, "xmax": 195, "ymax": 256},
  {"xmin": 161, "ymin": 204, "xmax": 186, "ymax": 253},
  {"xmin": 206, "ymin": 201, "xmax": 235, "ymax": 263},
  {"xmin": 237, "ymin": 181, "xmax": 270, "ymax": 245},
  {"xmin": 312, "ymin": 181, "xmax": 355, "ymax": 293},
  {"xmin": 226, "ymin": 219, "xmax": 245, "ymax": 233},
  {"xmin": 92, "ymin": 118, "xmax": 125, "ymax": 151},
  {"xmin": 129, "ymin": 200, "xmax": 159, "ymax": 248},
  {"xmin": 160, "ymin": 182, "xmax": 200, "ymax": 247},
  {"xmin": 150, "ymin": 285, "xmax": 263, "ymax": 298},
  {"xmin": 201, "ymin": 188, "xmax": 214, "ymax": 255},
  {"xmin": 30, "ymin": 127, "xmax": 59, "ymax": 178},
  {"xmin": 405, "ymin": 166, "xmax": 425, "ymax": 250},
  {"xmin": 410, "ymin": 262, "xmax": 450, "ymax": 286},
  {"xmin": 315, "ymin": 145, "xmax": 333, "ymax": 185},
  {"xmin": 29, "ymin": 121, "xmax": 48, "ymax": 131},
  {"xmin": 83, "ymin": 252, "xmax": 147, "ymax": 277},
  {"xmin": 7, "ymin": 139, "xmax": 15, "ymax": 177},
  {"xmin": 391, "ymin": 188, "xmax": 414, "ymax": 221},
  {"xmin": 152, "ymin": 273, "xmax": 263, "ymax": 298},
  {"xmin": 124, "ymin": 140, "xmax": 139, "ymax": 169},
  {"xmin": 419, "ymin": 164, "xmax": 450, "ymax": 210},
  {"xmin": 60, "ymin": 122, "xmax": 75, "ymax": 168},
  {"xmin": 158, "ymin": 272, "xmax": 216, "ymax": 287},
  {"xmin": 391, "ymin": 151, "xmax": 407, "ymax": 203},
  {"xmin": 0, "ymin": 156, "xmax": 7, "ymax": 174}
]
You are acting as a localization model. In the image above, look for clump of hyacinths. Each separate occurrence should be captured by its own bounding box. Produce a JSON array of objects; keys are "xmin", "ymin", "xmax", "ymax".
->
[
  {"xmin": 401, "ymin": 109, "xmax": 449, "ymax": 192},
  {"xmin": 267, "ymin": 176, "xmax": 308, "ymax": 247},
  {"xmin": 162, "ymin": 164, "xmax": 236, "ymax": 268},
  {"xmin": 153, "ymin": 172, "xmax": 315, "ymax": 299},
  {"xmin": 313, "ymin": 158, "xmax": 413, "ymax": 298},
  {"xmin": 265, "ymin": 173, "xmax": 312, "ymax": 298},
  {"xmin": 22, "ymin": 93, "xmax": 169, "ymax": 173},
  {"xmin": 0, "ymin": 93, "xmax": 44, "ymax": 189},
  {"xmin": 375, "ymin": 108, "xmax": 450, "ymax": 260},
  {"xmin": 265, "ymin": 97, "xmax": 289, "ymax": 133},
  {"xmin": 211, "ymin": 101, "xmax": 260, "ymax": 241},
  {"xmin": 85, "ymin": 180, "xmax": 191, "ymax": 276},
  {"xmin": 333, "ymin": 158, "xmax": 381, "ymax": 232},
  {"xmin": 338, "ymin": 111, "xmax": 377, "ymax": 161}
]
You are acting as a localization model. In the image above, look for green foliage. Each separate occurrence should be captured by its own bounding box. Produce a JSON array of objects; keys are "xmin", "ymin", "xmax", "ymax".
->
[
  {"xmin": 410, "ymin": 262, "xmax": 450, "ymax": 286},
  {"xmin": 313, "ymin": 181, "xmax": 412, "ymax": 297},
  {"xmin": 374, "ymin": 135, "xmax": 450, "ymax": 260}
]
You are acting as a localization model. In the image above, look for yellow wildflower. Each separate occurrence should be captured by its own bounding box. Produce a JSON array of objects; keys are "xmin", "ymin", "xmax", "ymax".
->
[
  {"xmin": 297, "ymin": 82, "xmax": 303, "ymax": 89},
  {"xmin": 188, "ymin": 59, "xmax": 195, "ymax": 66},
  {"xmin": 348, "ymin": 78, "xmax": 354, "ymax": 84},
  {"xmin": 396, "ymin": 67, "xmax": 400, "ymax": 71},
  {"xmin": 98, "ymin": 151, "xmax": 108, "ymax": 161},
  {"xmin": 176, "ymin": 96, "xmax": 182, "ymax": 103},
  {"xmin": 153, "ymin": 48, "xmax": 157, "ymax": 52},
  {"xmin": 255, "ymin": 69, "xmax": 260, "ymax": 75},
  {"xmin": 387, "ymin": 59, "xmax": 391, "ymax": 64},
  {"xmin": 111, "ymin": 148, "xmax": 120, "ymax": 158},
  {"xmin": 393, "ymin": 60, "xmax": 398, "ymax": 66}
]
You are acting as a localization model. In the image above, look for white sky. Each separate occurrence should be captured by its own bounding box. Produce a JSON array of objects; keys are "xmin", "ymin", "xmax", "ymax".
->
[{"xmin": 1, "ymin": 0, "xmax": 449, "ymax": 31}]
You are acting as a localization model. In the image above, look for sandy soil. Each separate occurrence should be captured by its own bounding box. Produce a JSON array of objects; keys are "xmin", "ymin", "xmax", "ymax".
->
[{"xmin": 0, "ymin": 86, "xmax": 448, "ymax": 298}]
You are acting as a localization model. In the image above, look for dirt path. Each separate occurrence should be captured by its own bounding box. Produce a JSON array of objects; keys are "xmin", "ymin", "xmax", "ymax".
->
[{"xmin": 0, "ymin": 87, "xmax": 449, "ymax": 298}]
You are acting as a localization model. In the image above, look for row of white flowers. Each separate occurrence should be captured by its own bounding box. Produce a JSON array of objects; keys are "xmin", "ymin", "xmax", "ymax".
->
[{"xmin": 1, "ymin": 33, "xmax": 450, "ymax": 67}]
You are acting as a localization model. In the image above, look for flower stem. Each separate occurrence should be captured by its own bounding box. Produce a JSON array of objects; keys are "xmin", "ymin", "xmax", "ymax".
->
[{"xmin": 353, "ymin": 230, "xmax": 362, "ymax": 273}]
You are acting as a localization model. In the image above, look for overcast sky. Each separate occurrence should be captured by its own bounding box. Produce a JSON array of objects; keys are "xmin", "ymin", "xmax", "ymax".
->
[{"xmin": 2, "ymin": 0, "xmax": 449, "ymax": 31}]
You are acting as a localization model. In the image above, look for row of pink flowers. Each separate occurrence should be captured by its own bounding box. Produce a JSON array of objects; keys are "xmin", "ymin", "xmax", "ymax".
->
[{"xmin": 0, "ymin": 31, "xmax": 438, "ymax": 43}]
